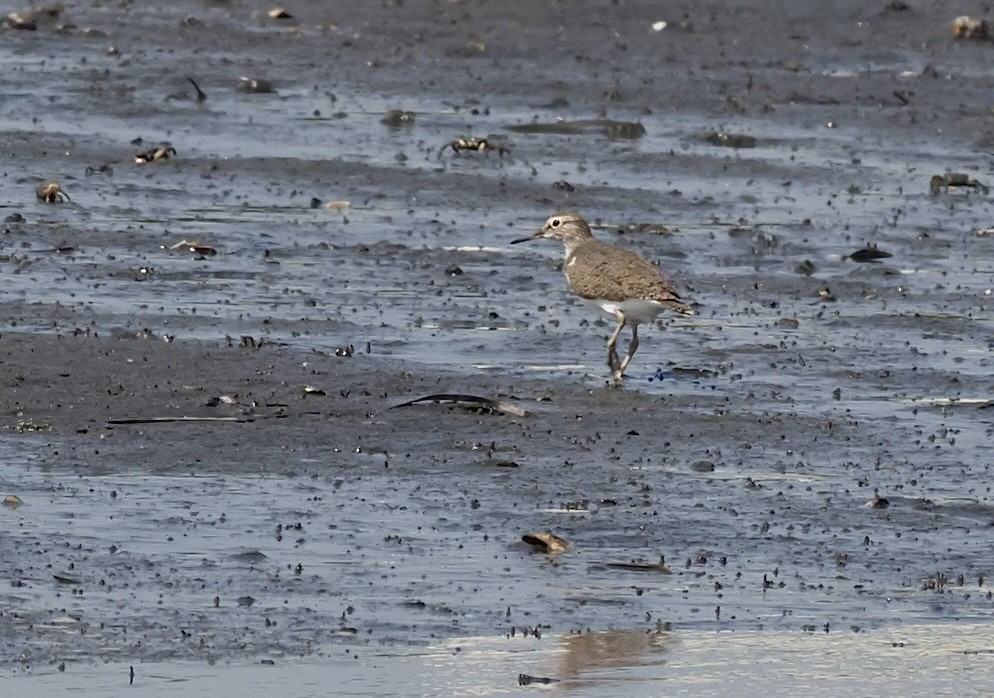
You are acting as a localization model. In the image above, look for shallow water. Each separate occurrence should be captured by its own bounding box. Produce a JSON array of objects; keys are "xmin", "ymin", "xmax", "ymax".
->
[{"xmin": 5, "ymin": 625, "xmax": 994, "ymax": 697}]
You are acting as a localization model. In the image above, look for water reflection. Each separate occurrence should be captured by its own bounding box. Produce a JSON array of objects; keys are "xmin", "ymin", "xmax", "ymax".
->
[{"xmin": 553, "ymin": 628, "xmax": 670, "ymax": 683}]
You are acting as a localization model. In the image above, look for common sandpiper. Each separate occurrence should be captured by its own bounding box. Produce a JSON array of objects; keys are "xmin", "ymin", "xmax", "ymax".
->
[{"xmin": 512, "ymin": 212, "xmax": 692, "ymax": 383}]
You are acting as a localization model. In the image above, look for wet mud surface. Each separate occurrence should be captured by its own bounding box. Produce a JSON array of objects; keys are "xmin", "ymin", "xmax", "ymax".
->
[{"xmin": 2, "ymin": 0, "xmax": 994, "ymax": 692}]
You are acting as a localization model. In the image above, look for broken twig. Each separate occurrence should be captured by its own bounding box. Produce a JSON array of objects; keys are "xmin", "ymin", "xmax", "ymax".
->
[{"xmin": 391, "ymin": 393, "xmax": 527, "ymax": 417}]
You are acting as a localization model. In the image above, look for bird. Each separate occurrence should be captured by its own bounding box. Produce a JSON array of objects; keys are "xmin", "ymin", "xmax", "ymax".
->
[{"xmin": 511, "ymin": 212, "xmax": 692, "ymax": 383}]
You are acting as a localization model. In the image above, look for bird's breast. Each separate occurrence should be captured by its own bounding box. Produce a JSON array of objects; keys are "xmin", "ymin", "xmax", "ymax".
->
[{"xmin": 582, "ymin": 298, "xmax": 667, "ymax": 324}]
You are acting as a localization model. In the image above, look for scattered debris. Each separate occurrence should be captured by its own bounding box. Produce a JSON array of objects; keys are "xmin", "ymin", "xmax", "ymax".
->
[
  {"xmin": 167, "ymin": 240, "xmax": 217, "ymax": 257},
  {"xmin": 438, "ymin": 137, "xmax": 510, "ymax": 158},
  {"xmin": 239, "ymin": 77, "xmax": 275, "ymax": 94},
  {"xmin": 553, "ymin": 180, "xmax": 575, "ymax": 192},
  {"xmin": 929, "ymin": 173, "xmax": 989, "ymax": 196},
  {"xmin": 302, "ymin": 385, "xmax": 327, "ymax": 396},
  {"xmin": 135, "ymin": 144, "xmax": 177, "ymax": 164},
  {"xmin": 2, "ymin": 494, "xmax": 24, "ymax": 509},
  {"xmin": 518, "ymin": 674, "xmax": 560, "ymax": 686},
  {"xmin": 392, "ymin": 393, "xmax": 528, "ymax": 417},
  {"xmin": 704, "ymin": 131, "xmax": 757, "ymax": 148},
  {"xmin": 5, "ymin": 6, "xmax": 61, "ymax": 30},
  {"xmin": 868, "ymin": 492, "xmax": 890, "ymax": 509},
  {"xmin": 603, "ymin": 121, "xmax": 646, "ymax": 139},
  {"xmin": 268, "ymin": 7, "xmax": 292, "ymax": 20},
  {"xmin": 127, "ymin": 328, "xmax": 173, "ymax": 341},
  {"xmin": 381, "ymin": 109, "xmax": 416, "ymax": 128},
  {"xmin": 952, "ymin": 16, "xmax": 989, "ymax": 40},
  {"xmin": 45, "ymin": 243, "xmax": 76, "ymax": 254},
  {"xmin": 205, "ymin": 394, "xmax": 240, "ymax": 406},
  {"xmin": 106, "ymin": 416, "xmax": 249, "ymax": 425},
  {"xmin": 5, "ymin": 12, "xmax": 37, "ymax": 30},
  {"xmin": 522, "ymin": 531, "xmax": 570, "ymax": 555},
  {"xmin": 36, "ymin": 181, "xmax": 70, "ymax": 203},
  {"xmin": 187, "ymin": 76, "xmax": 207, "ymax": 103},
  {"xmin": 795, "ymin": 259, "xmax": 816, "ymax": 275},
  {"xmin": 605, "ymin": 555, "xmax": 673, "ymax": 573},
  {"xmin": 848, "ymin": 244, "xmax": 892, "ymax": 263},
  {"xmin": 16, "ymin": 420, "xmax": 52, "ymax": 432},
  {"xmin": 651, "ymin": 21, "xmax": 668, "ymax": 32},
  {"xmin": 335, "ymin": 344, "xmax": 355, "ymax": 357},
  {"xmin": 53, "ymin": 574, "xmax": 81, "ymax": 585},
  {"xmin": 231, "ymin": 550, "xmax": 267, "ymax": 563}
]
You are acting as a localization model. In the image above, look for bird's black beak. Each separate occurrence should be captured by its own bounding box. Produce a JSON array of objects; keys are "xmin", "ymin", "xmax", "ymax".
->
[{"xmin": 510, "ymin": 228, "xmax": 544, "ymax": 245}]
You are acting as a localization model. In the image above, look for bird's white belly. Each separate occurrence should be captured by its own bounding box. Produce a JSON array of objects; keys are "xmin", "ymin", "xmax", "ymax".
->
[{"xmin": 583, "ymin": 298, "xmax": 666, "ymax": 324}]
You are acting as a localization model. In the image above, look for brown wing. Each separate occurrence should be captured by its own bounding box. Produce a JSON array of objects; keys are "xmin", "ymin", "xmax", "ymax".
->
[{"xmin": 565, "ymin": 241, "xmax": 692, "ymax": 314}]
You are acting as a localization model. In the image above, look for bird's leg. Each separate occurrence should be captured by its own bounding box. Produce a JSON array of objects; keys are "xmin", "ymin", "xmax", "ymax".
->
[
  {"xmin": 617, "ymin": 323, "xmax": 640, "ymax": 378},
  {"xmin": 606, "ymin": 316, "xmax": 626, "ymax": 374}
]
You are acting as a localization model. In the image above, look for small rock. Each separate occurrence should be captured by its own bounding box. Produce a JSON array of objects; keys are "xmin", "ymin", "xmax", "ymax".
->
[
  {"xmin": 849, "ymin": 245, "xmax": 891, "ymax": 262},
  {"xmin": 380, "ymin": 109, "xmax": 416, "ymax": 128},
  {"xmin": 690, "ymin": 460, "xmax": 715, "ymax": 472}
]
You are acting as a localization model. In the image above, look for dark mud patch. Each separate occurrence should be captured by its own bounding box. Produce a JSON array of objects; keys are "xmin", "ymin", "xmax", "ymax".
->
[{"xmin": 1, "ymin": 333, "xmax": 993, "ymax": 682}]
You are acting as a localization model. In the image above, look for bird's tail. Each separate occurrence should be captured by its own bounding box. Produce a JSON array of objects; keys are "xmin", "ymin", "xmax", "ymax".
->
[{"xmin": 664, "ymin": 299, "xmax": 695, "ymax": 316}]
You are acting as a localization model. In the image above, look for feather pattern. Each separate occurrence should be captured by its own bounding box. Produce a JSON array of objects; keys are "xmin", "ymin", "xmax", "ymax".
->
[{"xmin": 564, "ymin": 240, "xmax": 692, "ymax": 314}]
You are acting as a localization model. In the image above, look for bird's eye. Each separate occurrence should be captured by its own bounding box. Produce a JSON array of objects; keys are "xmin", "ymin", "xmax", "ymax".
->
[{"xmin": 551, "ymin": 218, "xmax": 561, "ymax": 227}]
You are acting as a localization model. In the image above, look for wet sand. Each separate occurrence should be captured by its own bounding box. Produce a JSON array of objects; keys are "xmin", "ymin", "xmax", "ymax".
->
[{"xmin": 2, "ymin": 0, "xmax": 994, "ymax": 693}]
